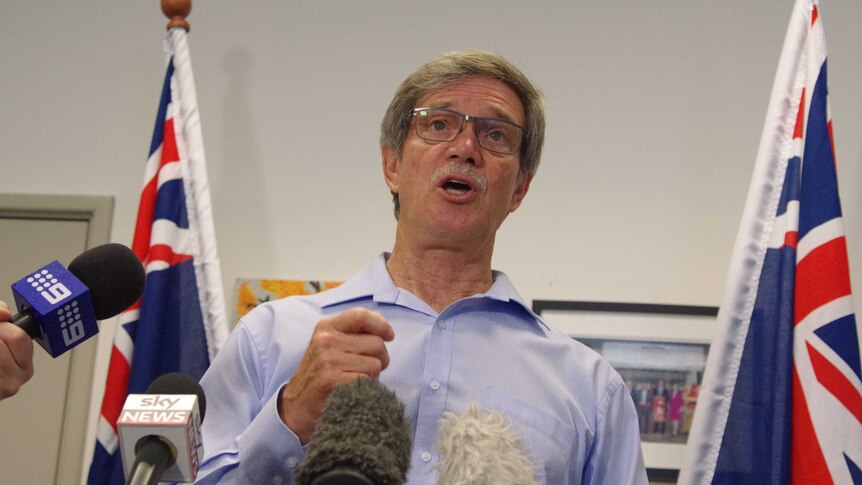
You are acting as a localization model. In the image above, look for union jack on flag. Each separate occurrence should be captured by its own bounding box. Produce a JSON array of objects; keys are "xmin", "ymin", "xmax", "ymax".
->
[
  {"xmin": 680, "ymin": 1, "xmax": 861, "ymax": 483},
  {"xmin": 87, "ymin": 27, "xmax": 229, "ymax": 485}
]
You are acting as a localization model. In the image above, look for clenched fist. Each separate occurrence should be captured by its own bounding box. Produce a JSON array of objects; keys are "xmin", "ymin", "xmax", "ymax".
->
[{"xmin": 278, "ymin": 307, "xmax": 395, "ymax": 443}]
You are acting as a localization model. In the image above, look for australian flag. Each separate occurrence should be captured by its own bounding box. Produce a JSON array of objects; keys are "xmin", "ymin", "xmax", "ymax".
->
[
  {"xmin": 679, "ymin": 1, "xmax": 862, "ymax": 483},
  {"xmin": 87, "ymin": 27, "xmax": 229, "ymax": 484}
]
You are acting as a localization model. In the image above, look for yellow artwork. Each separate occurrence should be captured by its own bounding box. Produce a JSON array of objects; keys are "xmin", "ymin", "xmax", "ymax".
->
[{"xmin": 235, "ymin": 278, "xmax": 342, "ymax": 319}]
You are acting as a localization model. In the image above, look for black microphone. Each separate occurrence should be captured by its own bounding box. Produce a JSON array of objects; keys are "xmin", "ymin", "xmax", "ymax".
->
[
  {"xmin": 118, "ymin": 373, "xmax": 207, "ymax": 485},
  {"xmin": 296, "ymin": 377, "xmax": 412, "ymax": 485},
  {"xmin": 9, "ymin": 243, "xmax": 145, "ymax": 357}
]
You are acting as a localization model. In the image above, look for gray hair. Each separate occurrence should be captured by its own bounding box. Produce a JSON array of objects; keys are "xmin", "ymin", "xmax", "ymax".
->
[{"xmin": 381, "ymin": 50, "xmax": 546, "ymax": 218}]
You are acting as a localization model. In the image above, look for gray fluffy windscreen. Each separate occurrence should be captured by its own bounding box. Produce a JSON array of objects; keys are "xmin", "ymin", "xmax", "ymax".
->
[{"xmin": 295, "ymin": 377, "xmax": 412, "ymax": 485}]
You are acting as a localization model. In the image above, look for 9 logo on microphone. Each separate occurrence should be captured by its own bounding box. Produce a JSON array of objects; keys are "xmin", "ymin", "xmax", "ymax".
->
[{"xmin": 27, "ymin": 269, "xmax": 73, "ymax": 305}]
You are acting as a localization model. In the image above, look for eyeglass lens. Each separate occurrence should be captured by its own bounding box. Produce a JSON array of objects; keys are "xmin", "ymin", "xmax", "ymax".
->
[{"xmin": 413, "ymin": 109, "xmax": 522, "ymax": 154}]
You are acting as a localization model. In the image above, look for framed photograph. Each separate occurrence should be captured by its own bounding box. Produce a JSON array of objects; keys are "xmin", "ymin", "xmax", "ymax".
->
[{"xmin": 532, "ymin": 300, "xmax": 718, "ymax": 482}]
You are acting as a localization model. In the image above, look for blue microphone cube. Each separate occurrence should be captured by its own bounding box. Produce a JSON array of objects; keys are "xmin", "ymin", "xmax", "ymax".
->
[{"xmin": 11, "ymin": 261, "xmax": 98, "ymax": 357}]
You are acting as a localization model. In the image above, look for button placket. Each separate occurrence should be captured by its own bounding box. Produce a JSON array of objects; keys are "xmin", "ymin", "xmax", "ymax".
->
[{"xmin": 410, "ymin": 312, "xmax": 456, "ymax": 475}]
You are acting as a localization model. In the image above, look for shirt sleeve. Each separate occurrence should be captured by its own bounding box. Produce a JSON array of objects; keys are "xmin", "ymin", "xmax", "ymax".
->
[
  {"xmin": 194, "ymin": 318, "xmax": 307, "ymax": 484},
  {"xmin": 582, "ymin": 379, "xmax": 649, "ymax": 485}
]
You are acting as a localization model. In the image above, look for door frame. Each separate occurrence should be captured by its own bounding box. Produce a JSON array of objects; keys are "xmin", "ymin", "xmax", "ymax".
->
[{"xmin": 0, "ymin": 193, "xmax": 113, "ymax": 485}]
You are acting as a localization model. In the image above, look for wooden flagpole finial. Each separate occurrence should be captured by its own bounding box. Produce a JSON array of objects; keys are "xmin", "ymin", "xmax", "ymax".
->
[{"xmin": 161, "ymin": 0, "xmax": 191, "ymax": 32}]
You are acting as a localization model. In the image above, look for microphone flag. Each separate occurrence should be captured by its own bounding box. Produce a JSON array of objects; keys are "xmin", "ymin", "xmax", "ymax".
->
[
  {"xmin": 679, "ymin": 1, "xmax": 861, "ymax": 483},
  {"xmin": 87, "ymin": 26, "xmax": 229, "ymax": 485},
  {"xmin": 11, "ymin": 261, "xmax": 97, "ymax": 357},
  {"xmin": 117, "ymin": 393, "xmax": 203, "ymax": 482}
]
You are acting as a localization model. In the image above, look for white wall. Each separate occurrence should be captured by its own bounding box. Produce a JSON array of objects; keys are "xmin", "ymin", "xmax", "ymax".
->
[{"xmin": 1, "ymin": 1, "xmax": 860, "ymax": 481}]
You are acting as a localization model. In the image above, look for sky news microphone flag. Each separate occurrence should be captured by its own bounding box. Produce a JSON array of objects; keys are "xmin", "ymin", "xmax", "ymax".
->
[
  {"xmin": 88, "ymin": 26, "xmax": 229, "ymax": 485},
  {"xmin": 679, "ymin": 1, "xmax": 861, "ymax": 484}
]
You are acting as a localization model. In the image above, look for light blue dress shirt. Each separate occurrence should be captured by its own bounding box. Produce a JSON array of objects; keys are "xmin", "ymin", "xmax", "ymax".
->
[{"xmin": 195, "ymin": 254, "xmax": 647, "ymax": 484}]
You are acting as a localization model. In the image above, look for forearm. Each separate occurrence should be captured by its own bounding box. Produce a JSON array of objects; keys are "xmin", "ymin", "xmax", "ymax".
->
[
  {"xmin": 196, "ymin": 388, "xmax": 306, "ymax": 484},
  {"xmin": 195, "ymin": 311, "xmax": 311, "ymax": 484}
]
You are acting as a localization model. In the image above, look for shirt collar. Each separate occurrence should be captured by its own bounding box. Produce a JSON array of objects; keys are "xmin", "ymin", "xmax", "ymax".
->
[{"xmin": 319, "ymin": 253, "xmax": 550, "ymax": 333}]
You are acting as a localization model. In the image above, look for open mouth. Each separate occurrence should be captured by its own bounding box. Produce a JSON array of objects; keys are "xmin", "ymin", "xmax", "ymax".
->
[
  {"xmin": 442, "ymin": 179, "xmax": 473, "ymax": 194},
  {"xmin": 431, "ymin": 165, "xmax": 487, "ymax": 197}
]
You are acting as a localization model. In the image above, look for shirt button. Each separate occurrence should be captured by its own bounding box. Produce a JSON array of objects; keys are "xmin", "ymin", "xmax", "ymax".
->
[
  {"xmin": 438, "ymin": 321, "xmax": 447, "ymax": 330},
  {"xmin": 430, "ymin": 381, "xmax": 440, "ymax": 391},
  {"xmin": 421, "ymin": 451, "xmax": 432, "ymax": 462},
  {"xmin": 272, "ymin": 475, "xmax": 283, "ymax": 485},
  {"xmin": 286, "ymin": 457, "xmax": 298, "ymax": 468}
]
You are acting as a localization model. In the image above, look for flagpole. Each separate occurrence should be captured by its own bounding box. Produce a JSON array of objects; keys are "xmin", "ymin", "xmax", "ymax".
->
[
  {"xmin": 161, "ymin": 0, "xmax": 191, "ymax": 32},
  {"xmin": 159, "ymin": 0, "xmax": 230, "ymax": 360}
]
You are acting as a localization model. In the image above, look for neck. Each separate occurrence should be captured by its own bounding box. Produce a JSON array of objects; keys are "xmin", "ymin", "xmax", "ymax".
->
[{"xmin": 387, "ymin": 233, "xmax": 496, "ymax": 313}]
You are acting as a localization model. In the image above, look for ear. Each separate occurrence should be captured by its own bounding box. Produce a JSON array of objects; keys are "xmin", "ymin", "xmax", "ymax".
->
[
  {"xmin": 508, "ymin": 170, "xmax": 533, "ymax": 213},
  {"xmin": 381, "ymin": 145, "xmax": 400, "ymax": 193}
]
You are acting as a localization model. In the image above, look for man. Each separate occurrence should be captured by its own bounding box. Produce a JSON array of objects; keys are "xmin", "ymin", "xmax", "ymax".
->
[
  {"xmin": 196, "ymin": 50, "xmax": 647, "ymax": 484},
  {"xmin": 636, "ymin": 383, "xmax": 653, "ymax": 434},
  {"xmin": 0, "ymin": 300, "xmax": 35, "ymax": 400}
]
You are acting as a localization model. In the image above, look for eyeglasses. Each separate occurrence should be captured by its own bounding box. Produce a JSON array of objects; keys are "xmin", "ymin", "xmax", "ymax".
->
[{"xmin": 408, "ymin": 107, "xmax": 525, "ymax": 155}]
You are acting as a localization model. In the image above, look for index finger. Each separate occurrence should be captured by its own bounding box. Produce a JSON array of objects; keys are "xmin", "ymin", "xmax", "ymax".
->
[
  {"xmin": 329, "ymin": 308, "xmax": 394, "ymax": 341},
  {"xmin": 0, "ymin": 301, "xmax": 10, "ymax": 322}
]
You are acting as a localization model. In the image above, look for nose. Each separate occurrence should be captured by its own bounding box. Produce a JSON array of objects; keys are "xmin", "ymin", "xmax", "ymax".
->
[{"xmin": 447, "ymin": 120, "xmax": 483, "ymax": 165}]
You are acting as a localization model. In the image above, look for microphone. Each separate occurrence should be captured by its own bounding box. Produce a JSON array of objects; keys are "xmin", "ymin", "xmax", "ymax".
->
[
  {"xmin": 118, "ymin": 373, "xmax": 206, "ymax": 485},
  {"xmin": 435, "ymin": 402, "xmax": 537, "ymax": 485},
  {"xmin": 9, "ymin": 243, "xmax": 145, "ymax": 357},
  {"xmin": 296, "ymin": 377, "xmax": 412, "ymax": 485}
]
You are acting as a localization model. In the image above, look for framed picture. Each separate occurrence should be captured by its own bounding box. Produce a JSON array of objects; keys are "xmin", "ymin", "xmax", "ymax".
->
[
  {"xmin": 532, "ymin": 300, "xmax": 718, "ymax": 483},
  {"xmin": 234, "ymin": 278, "xmax": 342, "ymax": 321}
]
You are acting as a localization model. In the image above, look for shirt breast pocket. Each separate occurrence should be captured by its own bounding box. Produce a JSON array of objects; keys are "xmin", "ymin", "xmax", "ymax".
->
[{"xmin": 481, "ymin": 387, "xmax": 581, "ymax": 485}]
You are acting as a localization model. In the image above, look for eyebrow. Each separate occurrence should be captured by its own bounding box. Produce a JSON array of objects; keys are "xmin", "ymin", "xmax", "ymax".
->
[{"xmin": 427, "ymin": 102, "xmax": 520, "ymax": 125}]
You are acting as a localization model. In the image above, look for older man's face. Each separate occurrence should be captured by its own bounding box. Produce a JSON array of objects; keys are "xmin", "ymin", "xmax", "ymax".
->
[{"xmin": 382, "ymin": 76, "xmax": 532, "ymax": 248}]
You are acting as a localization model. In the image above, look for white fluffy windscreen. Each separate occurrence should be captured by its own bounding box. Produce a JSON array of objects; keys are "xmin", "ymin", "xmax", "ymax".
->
[{"xmin": 435, "ymin": 402, "xmax": 538, "ymax": 485}]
